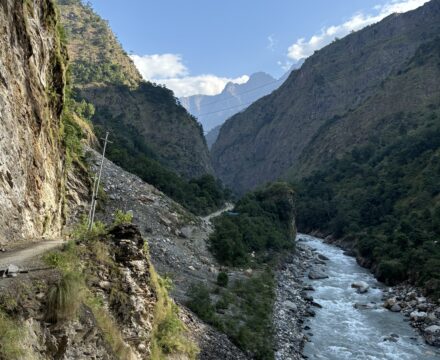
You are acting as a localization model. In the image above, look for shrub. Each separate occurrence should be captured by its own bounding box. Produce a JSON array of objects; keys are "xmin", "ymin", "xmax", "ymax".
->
[
  {"xmin": 112, "ymin": 210, "xmax": 133, "ymax": 227},
  {"xmin": 46, "ymin": 272, "xmax": 85, "ymax": 323},
  {"xmin": 217, "ymin": 272, "xmax": 229, "ymax": 287}
]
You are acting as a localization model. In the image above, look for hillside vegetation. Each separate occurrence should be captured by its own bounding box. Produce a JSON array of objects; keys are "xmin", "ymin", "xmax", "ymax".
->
[
  {"xmin": 58, "ymin": 0, "xmax": 228, "ymax": 215},
  {"xmin": 296, "ymin": 111, "xmax": 440, "ymax": 296},
  {"xmin": 294, "ymin": 35, "xmax": 440, "ymax": 297},
  {"xmin": 188, "ymin": 183, "xmax": 296, "ymax": 359}
]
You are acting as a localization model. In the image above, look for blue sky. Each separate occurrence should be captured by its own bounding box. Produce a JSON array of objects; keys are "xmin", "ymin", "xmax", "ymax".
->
[{"xmin": 88, "ymin": 0, "xmax": 429, "ymax": 96}]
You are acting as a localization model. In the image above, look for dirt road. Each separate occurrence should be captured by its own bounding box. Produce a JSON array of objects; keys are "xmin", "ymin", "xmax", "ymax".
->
[{"xmin": 0, "ymin": 239, "xmax": 65, "ymax": 269}]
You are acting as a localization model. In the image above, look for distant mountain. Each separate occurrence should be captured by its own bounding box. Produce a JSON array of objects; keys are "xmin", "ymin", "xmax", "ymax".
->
[
  {"xmin": 180, "ymin": 69, "xmax": 297, "ymax": 134},
  {"xmin": 205, "ymin": 125, "xmax": 221, "ymax": 149}
]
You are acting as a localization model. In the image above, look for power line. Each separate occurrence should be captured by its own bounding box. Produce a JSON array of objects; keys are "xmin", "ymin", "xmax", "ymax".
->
[
  {"xmin": 193, "ymin": 77, "xmax": 285, "ymax": 109},
  {"xmin": 195, "ymin": 55, "xmax": 410, "ymax": 118}
]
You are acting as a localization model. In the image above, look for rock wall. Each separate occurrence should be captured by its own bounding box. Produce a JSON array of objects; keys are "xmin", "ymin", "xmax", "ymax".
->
[{"xmin": 0, "ymin": 0, "xmax": 69, "ymax": 245}]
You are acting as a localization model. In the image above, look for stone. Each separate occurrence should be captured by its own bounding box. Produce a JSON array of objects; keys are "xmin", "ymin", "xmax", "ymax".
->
[
  {"xmin": 390, "ymin": 304, "xmax": 402, "ymax": 312},
  {"xmin": 311, "ymin": 301, "xmax": 322, "ymax": 308},
  {"xmin": 188, "ymin": 265, "xmax": 196, "ymax": 271},
  {"xmin": 308, "ymin": 270, "xmax": 328, "ymax": 280},
  {"xmin": 410, "ymin": 310, "xmax": 427, "ymax": 322},
  {"xmin": 316, "ymin": 253, "xmax": 329, "ymax": 261},
  {"xmin": 283, "ymin": 300, "xmax": 298, "ymax": 312},
  {"xmin": 424, "ymin": 325, "xmax": 440, "ymax": 334},
  {"xmin": 98, "ymin": 281, "xmax": 112, "ymax": 290},
  {"xmin": 306, "ymin": 309, "xmax": 316, "ymax": 317},
  {"xmin": 424, "ymin": 325, "xmax": 440, "ymax": 346},
  {"xmin": 244, "ymin": 268, "xmax": 253, "ymax": 276},
  {"xmin": 417, "ymin": 303, "xmax": 428, "ymax": 312},
  {"xmin": 351, "ymin": 281, "xmax": 369, "ymax": 294},
  {"xmin": 137, "ymin": 343, "xmax": 147, "ymax": 353},
  {"xmin": 6, "ymin": 264, "xmax": 19, "ymax": 277},
  {"xmin": 354, "ymin": 303, "xmax": 377, "ymax": 310}
]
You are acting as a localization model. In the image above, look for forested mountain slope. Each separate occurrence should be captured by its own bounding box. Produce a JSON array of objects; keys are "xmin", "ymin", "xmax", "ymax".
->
[
  {"xmin": 58, "ymin": 0, "xmax": 212, "ymax": 179},
  {"xmin": 296, "ymin": 36, "xmax": 440, "ymax": 296},
  {"xmin": 211, "ymin": 0, "xmax": 440, "ymax": 194}
]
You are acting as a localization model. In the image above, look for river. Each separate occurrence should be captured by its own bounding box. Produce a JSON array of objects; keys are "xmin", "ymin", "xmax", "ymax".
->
[{"xmin": 300, "ymin": 234, "xmax": 440, "ymax": 360}]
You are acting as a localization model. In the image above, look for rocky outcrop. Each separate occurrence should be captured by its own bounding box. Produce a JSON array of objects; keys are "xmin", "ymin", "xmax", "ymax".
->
[
  {"xmin": 87, "ymin": 149, "xmax": 248, "ymax": 358},
  {"xmin": 0, "ymin": 0, "xmax": 68, "ymax": 245},
  {"xmin": 211, "ymin": 0, "xmax": 440, "ymax": 194}
]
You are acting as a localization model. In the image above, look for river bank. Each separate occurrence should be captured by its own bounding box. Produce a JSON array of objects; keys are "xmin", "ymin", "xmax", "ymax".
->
[
  {"xmin": 273, "ymin": 241, "xmax": 325, "ymax": 359},
  {"xmin": 299, "ymin": 234, "xmax": 440, "ymax": 359},
  {"xmin": 318, "ymin": 232, "xmax": 440, "ymax": 349}
]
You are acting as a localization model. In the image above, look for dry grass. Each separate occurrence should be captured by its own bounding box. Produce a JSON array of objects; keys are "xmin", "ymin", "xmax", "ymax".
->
[
  {"xmin": 149, "ymin": 265, "xmax": 199, "ymax": 360},
  {"xmin": 46, "ymin": 272, "xmax": 84, "ymax": 323}
]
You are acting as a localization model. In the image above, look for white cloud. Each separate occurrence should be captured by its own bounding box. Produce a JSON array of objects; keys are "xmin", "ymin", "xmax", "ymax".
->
[
  {"xmin": 287, "ymin": 0, "xmax": 429, "ymax": 61},
  {"xmin": 158, "ymin": 75, "xmax": 249, "ymax": 98},
  {"xmin": 130, "ymin": 54, "xmax": 188, "ymax": 79},
  {"xmin": 130, "ymin": 53, "xmax": 249, "ymax": 97}
]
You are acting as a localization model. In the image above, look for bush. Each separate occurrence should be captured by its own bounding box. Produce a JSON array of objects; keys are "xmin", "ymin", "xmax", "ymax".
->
[
  {"xmin": 376, "ymin": 259, "xmax": 407, "ymax": 285},
  {"xmin": 217, "ymin": 272, "xmax": 229, "ymax": 287},
  {"xmin": 112, "ymin": 210, "xmax": 133, "ymax": 227},
  {"xmin": 46, "ymin": 272, "xmax": 85, "ymax": 323}
]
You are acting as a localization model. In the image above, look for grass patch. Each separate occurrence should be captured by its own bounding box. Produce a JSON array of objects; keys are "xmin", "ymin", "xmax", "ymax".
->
[
  {"xmin": 84, "ymin": 294, "xmax": 134, "ymax": 360},
  {"xmin": 46, "ymin": 272, "xmax": 85, "ymax": 323},
  {"xmin": 149, "ymin": 265, "xmax": 199, "ymax": 360},
  {"xmin": 0, "ymin": 311, "xmax": 26, "ymax": 360}
]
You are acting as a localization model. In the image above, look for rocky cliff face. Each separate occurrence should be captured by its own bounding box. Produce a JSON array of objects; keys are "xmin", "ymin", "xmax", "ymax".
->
[
  {"xmin": 0, "ymin": 0, "xmax": 68, "ymax": 245},
  {"xmin": 58, "ymin": 0, "xmax": 212, "ymax": 179},
  {"xmin": 211, "ymin": 0, "xmax": 440, "ymax": 194}
]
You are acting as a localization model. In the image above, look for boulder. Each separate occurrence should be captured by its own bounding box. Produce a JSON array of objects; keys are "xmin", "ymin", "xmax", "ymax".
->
[
  {"xmin": 410, "ymin": 310, "xmax": 427, "ymax": 322},
  {"xmin": 316, "ymin": 253, "xmax": 329, "ymax": 261},
  {"xmin": 308, "ymin": 270, "xmax": 328, "ymax": 280},
  {"xmin": 383, "ymin": 297, "xmax": 397, "ymax": 309},
  {"xmin": 283, "ymin": 300, "xmax": 298, "ymax": 312},
  {"xmin": 423, "ymin": 325, "xmax": 440, "ymax": 347},
  {"xmin": 5, "ymin": 264, "xmax": 19, "ymax": 277},
  {"xmin": 390, "ymin": 304, "xmax": 402, "ymax": 312},
  {"xmin": 354, "ymin": 303, "xmax": 378, "ymax": 310},
  {"xmin": 351, "ymin": 281, "xmax": 369, "ymax": 294}
]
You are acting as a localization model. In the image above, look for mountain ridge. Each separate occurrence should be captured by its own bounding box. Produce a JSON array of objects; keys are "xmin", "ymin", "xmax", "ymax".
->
[
  {"xmin": 58, "ymin": 0, "xmax": 212, "ymax": 179},
  {"xmin": 180, "ymin": 69, "xmax": 295, "ymax": 135},
  {"xmin": 211, "ymin": 0, "xmax": 440, "ymax": 194}
]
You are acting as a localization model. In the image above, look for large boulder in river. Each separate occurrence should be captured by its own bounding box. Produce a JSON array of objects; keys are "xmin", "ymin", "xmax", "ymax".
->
[
  {"xmin": 423, "ymin": 325, "xmax": 440, "ymax": 346},
  {"xmin": 308, "ymin": 270, "xmax": 328, "ymax": 280},
  {"xmin": 351, "ymin": 281, "xmax": 369, "ymax": 294}
]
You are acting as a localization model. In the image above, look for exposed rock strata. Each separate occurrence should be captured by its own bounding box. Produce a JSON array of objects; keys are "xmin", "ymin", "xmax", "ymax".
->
[{"xmin": 0, "ymin": 0, "xmax": 68, "ymax": 245}]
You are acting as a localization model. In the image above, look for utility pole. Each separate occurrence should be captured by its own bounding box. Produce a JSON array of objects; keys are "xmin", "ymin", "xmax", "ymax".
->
[{"xmin": 88, "ymin": 131, "xmax": 111, "ymax": 231}]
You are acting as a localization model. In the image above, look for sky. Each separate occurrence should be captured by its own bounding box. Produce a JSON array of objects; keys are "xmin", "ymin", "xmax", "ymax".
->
[{"xmin": 88, "ymin": 0, "xmax": 429, "ymax": 97}]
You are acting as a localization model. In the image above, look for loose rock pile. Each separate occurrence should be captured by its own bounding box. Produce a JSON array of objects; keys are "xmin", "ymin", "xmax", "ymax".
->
[
  {"xmin": 274, "ymin": 243, "xmax": 322, "ymax": 359},
  {"xmin": 383, "ymin": 285, "xmax": 440, "ymax": 346}
]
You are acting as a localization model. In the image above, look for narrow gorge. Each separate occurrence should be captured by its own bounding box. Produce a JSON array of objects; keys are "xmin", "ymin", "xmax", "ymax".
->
[{"xmin": 0, "ymin": 0, "xmax": 439, "ymax": 359}]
